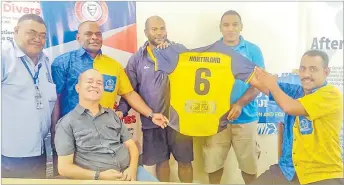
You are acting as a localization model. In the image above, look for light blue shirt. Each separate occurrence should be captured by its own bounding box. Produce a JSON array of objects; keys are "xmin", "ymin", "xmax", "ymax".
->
[
  {"xmin": 223, "ymin": 36, "xmax": 265, "ymax": 124},
  {"xmin": 1, "ymin": 40, "xmax": 57, "ymax": 157}
]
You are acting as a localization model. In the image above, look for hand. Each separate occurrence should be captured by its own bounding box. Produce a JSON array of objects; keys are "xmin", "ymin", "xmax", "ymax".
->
[
  {"xmin": 151, "ymin": 113, "xmax": 169, "ymax": 129},
  {"xmin": 227, "ymin": 103, "xmax": 243, "ymax": 121},
  {"xmin": 254, "ymin": 67, "xmax": 278, "ymax": 88},
  {"xmin": 115, "ymin": 111, "xmax": 124, "ymax": 119},
  {"xmin": 119, "ymin": 167, "xmax": 137, "ymax": 181},
  {"xmin": 99, "ymin": 169, "xmax": 123, "ymax": 181},
  {"xmin": 156, "ymin": 40, "xmax": 171, "ymax": 50}
]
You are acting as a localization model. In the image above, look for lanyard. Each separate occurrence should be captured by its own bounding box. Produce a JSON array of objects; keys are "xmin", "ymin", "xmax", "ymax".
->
[{"xmin": 20, "ymin": 57, "xmax": 42, "ymax": 85}]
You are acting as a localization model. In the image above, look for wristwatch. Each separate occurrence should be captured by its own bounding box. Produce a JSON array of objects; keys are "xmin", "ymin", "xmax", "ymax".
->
[
  {"xmin": 94, "ymin": 170, "xmax": 100, "ymax": 180},
  {"xmin": 148, "ymin": 112, "xmax": 154, "ymax": 120}
]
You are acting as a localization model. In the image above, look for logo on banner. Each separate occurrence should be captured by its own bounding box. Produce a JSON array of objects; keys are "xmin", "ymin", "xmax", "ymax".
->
[{"xmin": 74, "ymin": 1, "xmax": 108, "ymax": 25}]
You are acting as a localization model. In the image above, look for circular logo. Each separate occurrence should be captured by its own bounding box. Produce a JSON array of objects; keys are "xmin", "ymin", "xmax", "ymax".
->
[
  {"xmin": 106, "ymin": 79, "xmax": 114, "ymax": 87},
  {"xmin": 75, "ymin": 1, "xmax": 108, "ymax": 26},
  {"xmin": 300, "ymin": 119, "xmax": 309, "ymax": 129}
]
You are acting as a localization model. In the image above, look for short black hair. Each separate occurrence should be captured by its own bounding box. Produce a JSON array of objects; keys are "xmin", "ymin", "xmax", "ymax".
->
[
  {"xmin": 220, "ymin": 10, "xmax": 242, "ymax": 23},
  {"xmin": 17, "ymin": 14, "xmax": 46, "ymax": 28},
  {"xmin": 302, "ymin": 49, "xmax": 329, "ymax": 67}
]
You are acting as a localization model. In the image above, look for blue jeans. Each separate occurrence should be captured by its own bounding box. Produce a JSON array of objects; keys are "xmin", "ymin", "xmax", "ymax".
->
[{"xmin": 136, "ymin": 166, "xmax": 159, "ymax": 182}]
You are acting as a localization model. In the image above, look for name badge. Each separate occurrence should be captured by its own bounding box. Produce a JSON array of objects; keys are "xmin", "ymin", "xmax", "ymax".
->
[
  {"xmin": 299, "ymin": 116, "xmax": 313, "ymax": 135},
  {"xmin": 35, "ymin": 86, "xmax": 44, "ymax": 109}
]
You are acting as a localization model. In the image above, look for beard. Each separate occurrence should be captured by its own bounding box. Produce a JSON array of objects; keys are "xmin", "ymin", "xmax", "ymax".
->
[{"xmin": 149, "ymin": 37, "xmax": 166, "ymax": 46}]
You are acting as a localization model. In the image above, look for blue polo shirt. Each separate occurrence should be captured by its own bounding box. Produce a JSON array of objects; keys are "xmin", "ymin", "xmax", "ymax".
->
[{"xmin": 224, "ymin": 36, "xmax": 265, "ymax": 124}]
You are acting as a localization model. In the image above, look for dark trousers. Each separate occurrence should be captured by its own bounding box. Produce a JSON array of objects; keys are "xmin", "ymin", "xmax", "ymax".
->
[
  {"xmin": 251, "ymin": 164, "xmax": 344, "ymax": 185},
  {"xmin": 2, "ymin": 152, "xmax": 47, "ymax": 179}
]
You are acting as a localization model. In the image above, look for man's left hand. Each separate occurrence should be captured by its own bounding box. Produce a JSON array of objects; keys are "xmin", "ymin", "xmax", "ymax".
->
[
  {"xmin": 120, "ymin": 167, "xmax": 137, "ymax": 181},
  {"xmin": 227, "ymin": 103, "xmax": 243, "ymax": 121},
  {"xmin": 152, "ymin": 113, "xmax": 169, "ymax": 128}
]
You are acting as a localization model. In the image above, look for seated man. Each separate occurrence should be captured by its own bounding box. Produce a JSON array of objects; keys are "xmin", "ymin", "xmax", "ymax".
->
[
  {"xmin": 54, "ymin": 69, "xmax": 158, "ymax": 182},
  {"xmin": 250, "ymin": 50, "xmax": 343, "ymax": 185}
]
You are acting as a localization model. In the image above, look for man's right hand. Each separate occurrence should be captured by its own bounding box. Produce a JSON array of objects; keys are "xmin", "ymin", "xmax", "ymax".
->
[
  {"xmin": 115, "ymin": 111, "xmax": 124, "ymax": 119},
  {"xmin": 99, "ymin": 169, "xmax": 123, "ymax": 180}
]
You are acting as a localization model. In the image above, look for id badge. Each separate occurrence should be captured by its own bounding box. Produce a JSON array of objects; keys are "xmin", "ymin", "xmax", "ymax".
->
[
  {"xmin": 299, "ymin": 116, "xmax": 313, "ymax": 135},
  {"xmin": 35, "ymin": 86, "xmax": 44, "ymax": 109}
]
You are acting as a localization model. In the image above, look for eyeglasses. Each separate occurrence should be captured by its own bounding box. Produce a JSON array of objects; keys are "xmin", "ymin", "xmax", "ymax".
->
[{"xmin": 26, "ymin": 30, "xmax": 47, "ymax": 40}]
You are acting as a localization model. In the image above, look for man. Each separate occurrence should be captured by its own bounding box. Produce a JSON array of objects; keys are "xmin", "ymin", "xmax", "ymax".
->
[
  {"xmin": 51, "ymin": 21, "xmax": 168, "ymax": 175},
  {"xmin": 203, "ymin": 10, "xmax": 264, "ymax": 184},
  {"xmin": 55, "ymin": 69, "xmax": 158, "ymax": 182},
  {"xmin": 249, "ymin": 50, "xmax": 343, "ymax": 185},
  {"xmin": 1, "ymin": 14, "xmax": 57, "ymax": 178},
  {"xmin": 117, "ymin": 16, "xmax": 194, "ymax": 183}
]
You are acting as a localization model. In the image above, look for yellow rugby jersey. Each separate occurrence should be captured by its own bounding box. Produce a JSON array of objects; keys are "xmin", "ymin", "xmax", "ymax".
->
[
  {"xmin": 154, "ymin": 41, "xmax": 256, "ymax": 136},
  {"xmin": 293, "ymin": 84, "xmax": 343, "ymax": 184},
  {"xmin": 93, "ymin": 54, "xmax": 133, "ymax": 109}
]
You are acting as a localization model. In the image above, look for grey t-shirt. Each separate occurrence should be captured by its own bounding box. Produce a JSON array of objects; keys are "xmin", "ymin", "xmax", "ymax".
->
[{"xmin": 55, "ymin": 104, "xmax": 132, "ymax": 172}]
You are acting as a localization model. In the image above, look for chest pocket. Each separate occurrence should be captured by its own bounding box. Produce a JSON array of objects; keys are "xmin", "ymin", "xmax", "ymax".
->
[
  {"xmin": 74, "ymin": 128, "xmax": 98, "ymax": 149},
  {"xmin": 298, "ymin": 116, "xmax": 313, "ymax": 135},
  {"xmin": 101, "ymin": 120, "xmax": 122, "ymax": 143},
  {"xmin": 103, "ymin": 74, "xmax": 117, "ymax": 93}
]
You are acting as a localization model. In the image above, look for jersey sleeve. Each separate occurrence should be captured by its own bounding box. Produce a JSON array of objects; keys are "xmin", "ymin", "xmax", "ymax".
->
[
  {"xmin": 154, "ymin": 43, "xmax": 188, "ymax": 74},
  {"xmin": 117, "ymin": 66, "xmax": 134, "ymax": 96},
  {"xmin": 230, "ymin": 50, "xmax": 257, "ymax": 83},
  {"xmin": 298, "ymin": 86, "xmax": 342, "ymax": 121}
]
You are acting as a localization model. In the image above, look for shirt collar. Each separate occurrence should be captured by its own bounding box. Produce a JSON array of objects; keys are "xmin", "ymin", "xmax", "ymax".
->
[
  {"xmin": 12, "ymin": 39, "xmax": 47, "ymax": 64},
  {"xmin": 220, "ymin": 35, "xmax": 246, "ymax": 50},
  {"xmin": 12, "ymin": 40, "xmax": 26, "ymax": 58},
  {"xmin": 140, "ymin": 41, "xmax": 150, "ymax": 56},
  {"xmin": 311, "ymin": 81, "xmax": 328, "ymax": 93},
  {"xmin": 75, "ymin": 104, "xmax": 108, "ymax": 115},
  {"xmin": 77, "ymin": 47, "xmax": 102, "ymax": 57}
]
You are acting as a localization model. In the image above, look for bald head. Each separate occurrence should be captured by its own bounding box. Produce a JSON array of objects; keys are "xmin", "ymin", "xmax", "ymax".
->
[
  {"xmin": 76, "ymin": 69, "xmax": 104, "ymax": 102},
  {"xmin": 144, "ymin": 15, "xmax": 167, "ymax": 47},
  {"xmin": 145, "ymin": 16, "xmax": 165, "ymax": 30},
  {"xmin": 78, "ymin": 69, "xmax": 102, "ymax": 83}
]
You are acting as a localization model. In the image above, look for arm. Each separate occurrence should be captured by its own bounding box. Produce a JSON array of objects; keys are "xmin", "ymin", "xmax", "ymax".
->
[
  {"xmin": 118, "ymin": 117, "xmax": 138, "ymax": 181},
  {"xmin": 122, "ymin": 139, "xmax": 139, "ymax": 181},
  {"xmin": 50, "ymin": 95, "xmax": 61, "ymax": 151},
  {"xmin": 228, "ymin": 46, "xmax": 265, "ymax": 120},
  {"xmin": 268, "ymin": 82, "xmax": 308, "ymax": 116},
  {"xmin": 117, "ymin": 55, "xmax": 139, "ymax": 115},
  {"xmin": 58, "ymin": 154, "xmax": 123, "ymax": 180},
  {"xmin": 118, "ymin": 66, "xmax": 168, "ymax": 127},
  {"xmin": 58, "ymin": 154, "xmax": 97, "ymax": 179},
  {"xmin": 122, "ymin": 91, "xmax": 152, "ymax": 118},
  {"xmin": 252, "ymin": 67, "xmax": 307, "ymax": 116}
]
